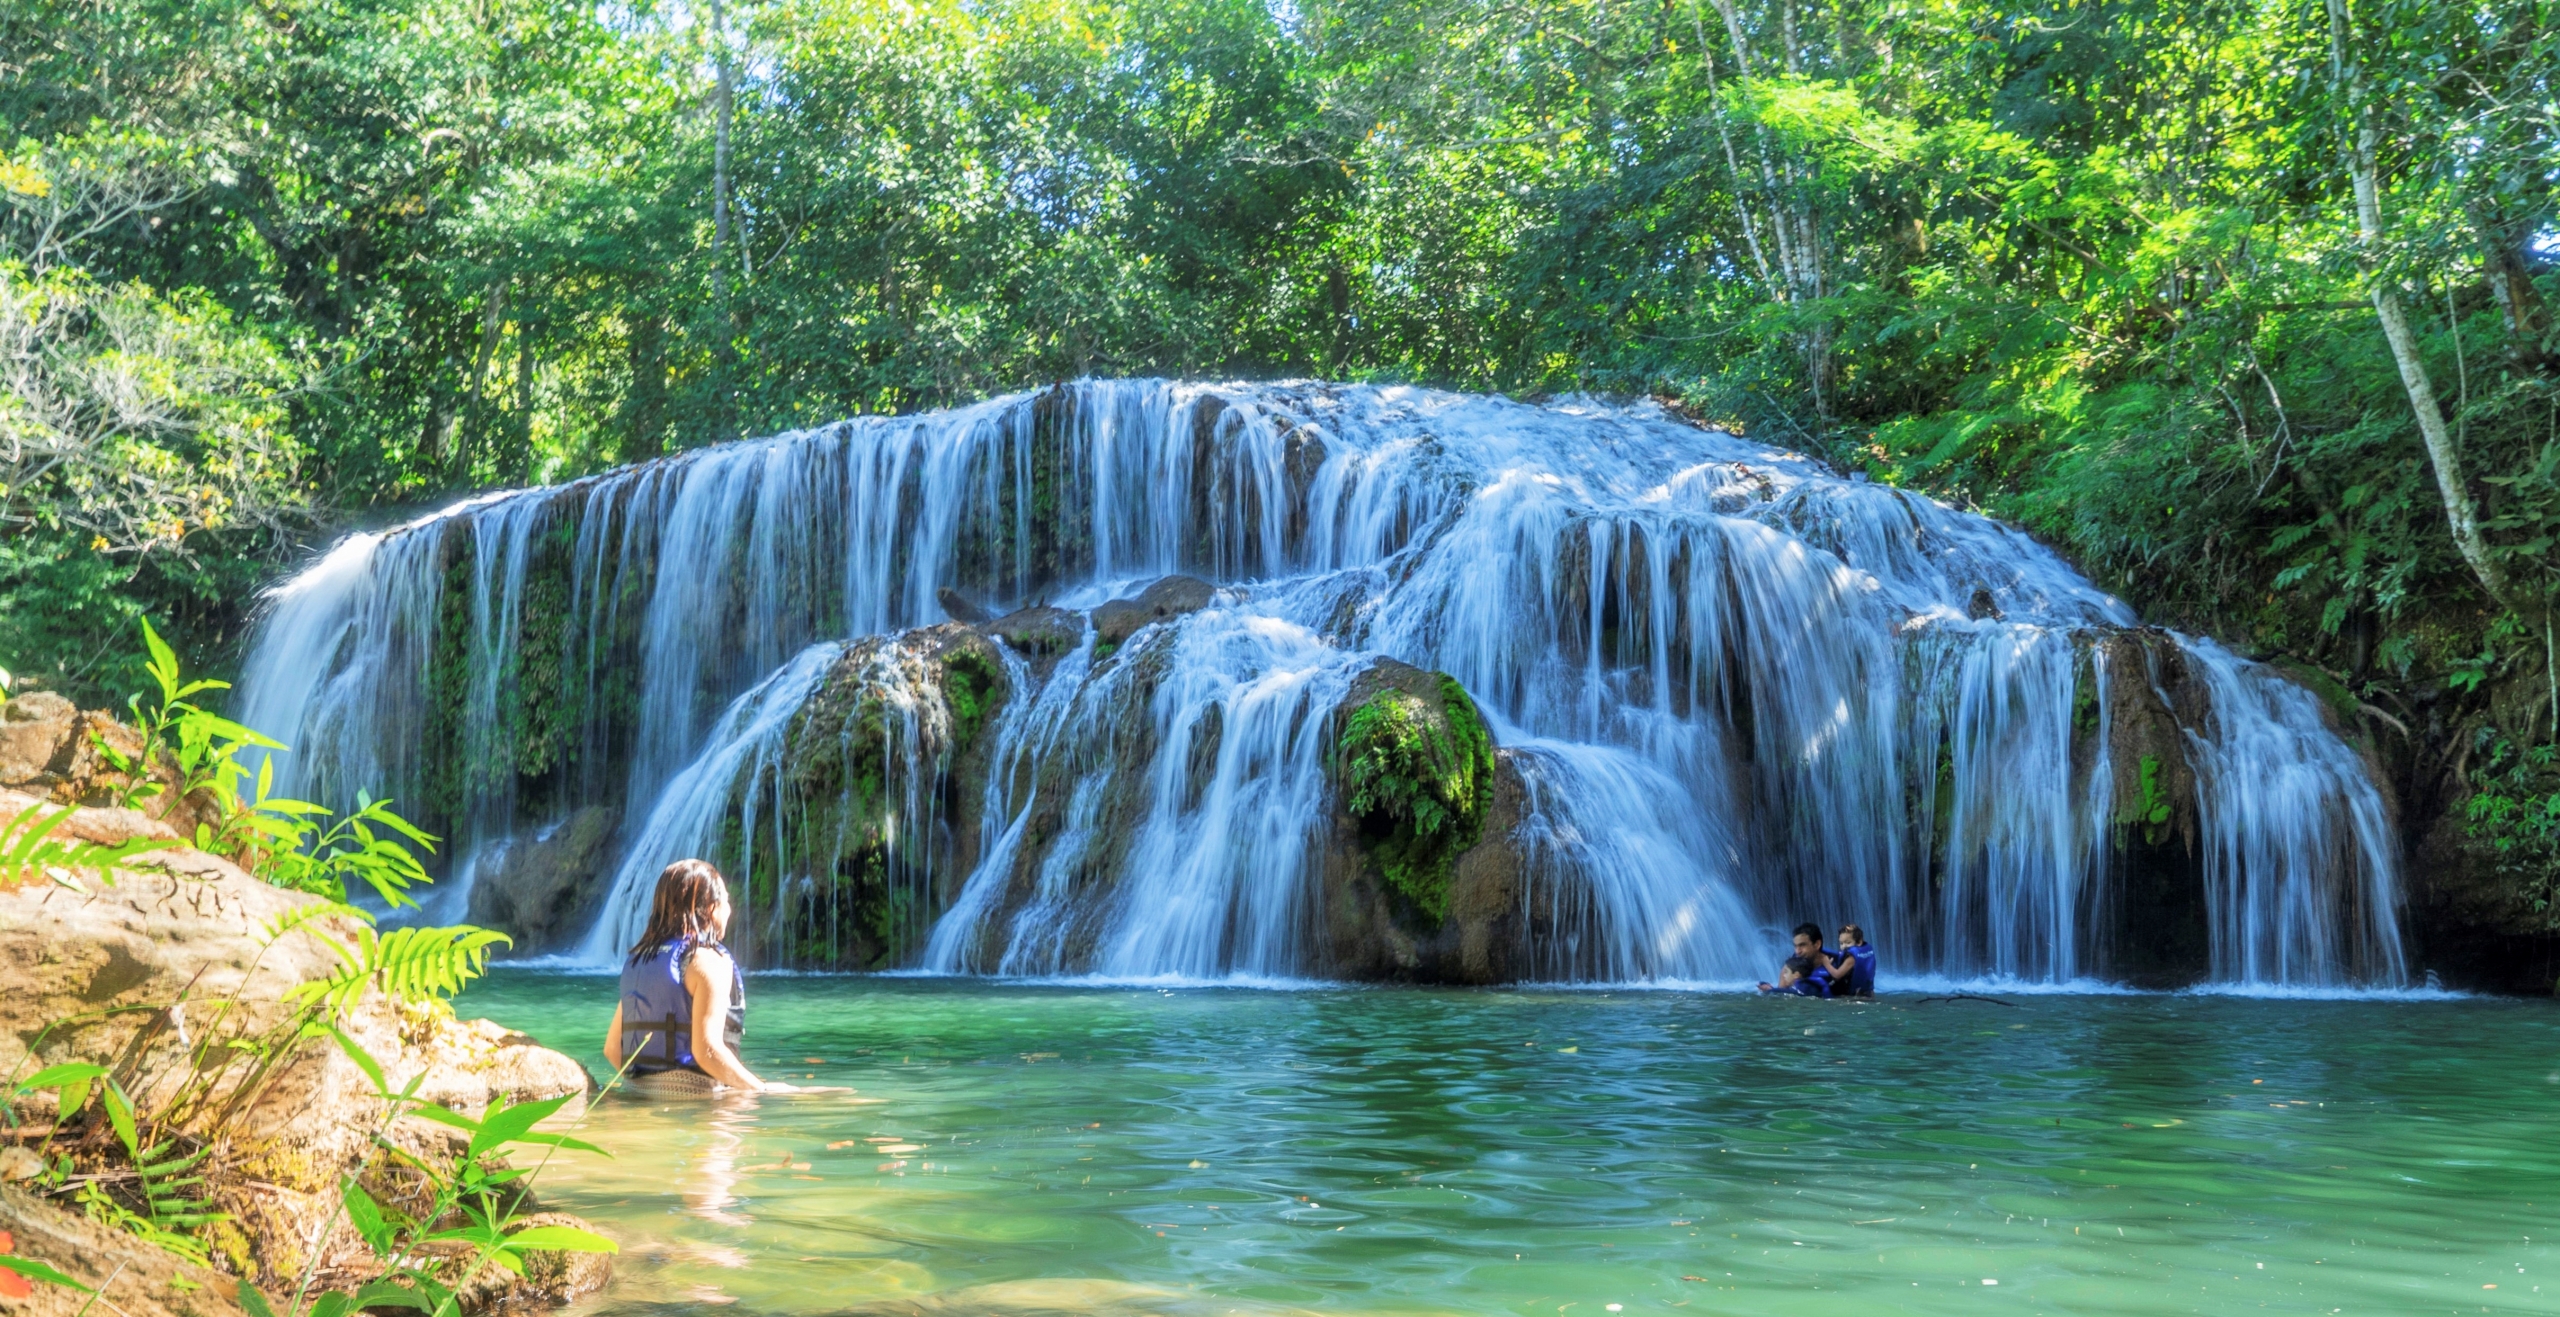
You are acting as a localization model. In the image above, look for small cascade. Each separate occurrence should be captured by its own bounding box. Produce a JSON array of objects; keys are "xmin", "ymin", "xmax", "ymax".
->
[
  {"xmin": 2182, "ymin": 640, "xmax": 2405, "ymax": 987},
  {"xmin": 234, "ymin": 380, "xmax": 2407, "ymax": 987},
  {"xmin": 582, "ymin": 642, "xmax": 845, "ymax": 963}
]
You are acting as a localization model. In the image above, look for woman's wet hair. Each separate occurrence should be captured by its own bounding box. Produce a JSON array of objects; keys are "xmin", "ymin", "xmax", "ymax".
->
[{"xmin": 628, "ymin": 858, "xmax": 728, "ymax": 958}]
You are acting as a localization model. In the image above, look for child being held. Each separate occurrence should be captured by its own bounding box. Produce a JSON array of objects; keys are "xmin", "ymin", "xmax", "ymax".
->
[{"xmin": 1758, "ymin": 954, "xmax": 1832, "ymax": 997}]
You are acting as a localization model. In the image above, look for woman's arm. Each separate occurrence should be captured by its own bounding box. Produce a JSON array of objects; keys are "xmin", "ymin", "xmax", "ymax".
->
[
  {"xmin": 603, "ymin": 1002, "xmax": 625, "ymax": 1069},
  {"xmin": 684, "ymin": 948, "xmax": 768, "ymax": 1091}
]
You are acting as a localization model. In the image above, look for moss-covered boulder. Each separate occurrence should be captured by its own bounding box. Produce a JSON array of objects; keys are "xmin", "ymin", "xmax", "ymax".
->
[
  {"xmin": 1333, "ymin": 661, "xmax": 1496, "ymax": 926},
  {"xmin": 752, "ymin": 625, "xmax": 1013, "ymax": 968}
]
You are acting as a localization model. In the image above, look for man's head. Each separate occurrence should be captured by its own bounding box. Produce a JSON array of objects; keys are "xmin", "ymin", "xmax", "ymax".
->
[
  {"xmin": 1791, "ymin": 922, "xmax": 1824, "ymax": 957},
  {"xmin": 1838, "ymin": 923, "xmax": 1866, "ymax": 949}
]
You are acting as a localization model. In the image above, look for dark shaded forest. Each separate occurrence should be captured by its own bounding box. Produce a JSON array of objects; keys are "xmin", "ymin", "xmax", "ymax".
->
[{"xmin": 4, "ymin": 0, "xmax": 2555, "ymax": 947}]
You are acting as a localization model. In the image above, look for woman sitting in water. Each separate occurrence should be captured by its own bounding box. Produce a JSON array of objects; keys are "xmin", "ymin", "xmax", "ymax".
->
[{"xmin": 604, "ymin": 859, "xmax": 792, "ymax": 1093}]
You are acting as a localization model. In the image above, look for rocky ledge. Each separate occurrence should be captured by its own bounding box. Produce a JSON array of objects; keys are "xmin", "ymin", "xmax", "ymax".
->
[
  {"xmin": 0, "ymin": 785, "xmax": 607, "ymax": 1317},
  {"xmin": 357, "ymin": 571, "xmax": 2397, "ymax": 986}
]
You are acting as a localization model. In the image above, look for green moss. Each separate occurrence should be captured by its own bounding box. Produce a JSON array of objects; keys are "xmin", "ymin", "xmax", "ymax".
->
[
  {"xmin": 2273, "ymin": 658, "xmax": 2360, "ymax": 728},
  {"xmin": 942, "ymin": 645, "xmax": 1001, "ymax": 751},
  {"xmin": 2113, "ymin": 753, "xmax": 2177, "ymax": 846},
  {"xmin": 2071, "ymin": 651, "xmax": 2101, "ymax": 739},
  {"xmin": 1337, "ymin": 674, "xmax": 1495, "ymax": 925}
]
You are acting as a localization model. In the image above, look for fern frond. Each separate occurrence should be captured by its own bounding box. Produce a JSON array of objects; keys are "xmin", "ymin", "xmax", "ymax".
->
[{"xmin": 290, "ymin": 924, "xmax": 514, "ymax": 1016}]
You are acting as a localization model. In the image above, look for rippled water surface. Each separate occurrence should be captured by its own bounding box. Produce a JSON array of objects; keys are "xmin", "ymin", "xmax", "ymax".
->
[{"xmin": 459, "ymin": 973, "xmax": 2560, "ymax": 1316}]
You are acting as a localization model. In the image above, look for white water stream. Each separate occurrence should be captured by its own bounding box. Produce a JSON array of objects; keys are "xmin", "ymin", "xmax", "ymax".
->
[{"xmin": 234, "ymin": 381, "xmax": 2406, "ymax": 987}]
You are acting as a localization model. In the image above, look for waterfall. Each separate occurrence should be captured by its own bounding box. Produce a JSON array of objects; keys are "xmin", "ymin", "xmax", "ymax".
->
[{"xmin": 234, "ymin": 380, "xmax": 2406, "ymax": 987}]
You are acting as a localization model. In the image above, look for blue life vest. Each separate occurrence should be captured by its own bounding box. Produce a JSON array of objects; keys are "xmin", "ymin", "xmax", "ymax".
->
[
  {"xmin": 1787, "ymin": 966, "xmax": 1832, "ymax": 997},
  {"xmin": 1837, "ymin": 944, "xmax": 1877, "ymax": 996},
  {"xmin": 617, "ymin": 937, "xmax": 745, "ymax": 1075}
]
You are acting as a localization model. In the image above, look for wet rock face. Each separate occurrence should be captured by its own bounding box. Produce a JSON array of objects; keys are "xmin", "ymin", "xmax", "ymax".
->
[
  {"xmin": 1313, "ymin": 660, "xmax": 1525, "ymax": 984},
  {"xmin": 936, "ymin": 586, "xmax": 996, "ymax": 626},
  {"xmin": 1090, "ymin": 576, "xmax": 1216, "ymax": 652},
  {"xmin": 1331, "ymin": 660, "xmax": 1496, "ymax": 925},
  {"xmin": 464, "ymin": 805, "xmax": 623, "ymax": 952},
  {"xmin": 986, "ymin": 605, "xmax": 1084, "ymax": 664},
  {"xmin": 751, "ymin": 625, "xmax": 1012, "ymax": 968},
  {"xmin": 2085, "ymin": 630, "xmax": 2212, "ymax": 986}
]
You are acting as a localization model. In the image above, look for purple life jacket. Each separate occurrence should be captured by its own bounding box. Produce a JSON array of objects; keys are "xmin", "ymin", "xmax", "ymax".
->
[{"xmin": 617, "ymin": 937, "xmax": 744, "ymax": 1074}]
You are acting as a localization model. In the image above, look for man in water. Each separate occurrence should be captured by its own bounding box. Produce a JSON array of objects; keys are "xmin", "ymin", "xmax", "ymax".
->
[
  {"xmin": 1825, "ymin": 923, "xmax": 1877, "ymax": 997},
  {"xmin": 1757, "ymin": 923, "xmax": 1834, "ymax": 996}
]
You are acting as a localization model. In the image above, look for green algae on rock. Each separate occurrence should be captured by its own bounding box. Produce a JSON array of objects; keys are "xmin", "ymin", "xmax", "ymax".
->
[{"xmin": 1335, "ymin": 663, "xmax": 1494, "ymax": 926}]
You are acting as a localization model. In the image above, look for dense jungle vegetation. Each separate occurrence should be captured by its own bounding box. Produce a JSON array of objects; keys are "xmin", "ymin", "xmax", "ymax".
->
[{"xmin": 2, "ymin": 0, "xmax": 2555, "ymax": 931}]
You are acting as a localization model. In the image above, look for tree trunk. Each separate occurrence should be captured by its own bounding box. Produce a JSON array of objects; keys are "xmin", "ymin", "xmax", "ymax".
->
[
  {"xmin": 2470, "ymin": 200, "xmax": 2557, "ymax": 376},
  {"xmin": 626, "ymin": 314, "xmax": 667, "ymax": 457},
  {"xmin": 2325, "ymin": 0, "xmax": 2527, "ymax": 619},
  {"xmin": 709, "ymin": 0, "xmax": 737, "ymax": 441}
]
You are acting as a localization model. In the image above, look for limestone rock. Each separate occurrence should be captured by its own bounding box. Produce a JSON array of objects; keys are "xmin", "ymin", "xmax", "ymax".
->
[
  {"xmin": 1315, "ymin": 660, "xmax": 1523, "ymax": 983},
  {"xmin": 1, "ymin": 1184, "xmax": 251, "ymax": 1317},
  {"xmin": 0, "ymin": 692, "xmax": 77, "ymax": 785},
  {"xmin": 0, "ymin": 703, "xmax": 225, "ymax": 841},
  {"xmin": 463, "ymin": 806, "xmax": 623, "ymax": 952},
  {"xmin": 451, "ymin": 1212, "xmax": 616, "ymax": 1312},
  {"xmin": 1091, "ymin": 576, "xmax": 1216, "ymax": 650},
  {"xmin": 935, "ymin": 586, "xmax": 995, "ymax": 625},
  {"xmin": 0, "ymin": 793, "xmax": 601, "ymax": 1301},
  {"xmin": 984, "ymin": 605, "xmax": 1084, "ymax": 660},
  {"xmin": 2075, "ymin": 628, "xmax": 2214, "ymax": 985}
]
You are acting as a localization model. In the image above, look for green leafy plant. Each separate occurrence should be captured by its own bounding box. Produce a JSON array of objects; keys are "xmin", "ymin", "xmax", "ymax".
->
[
  {"xmin": 231, "ymin": 773, "xmax": 439, "ymax": 910},
  {"xmin": 287, "ymin": 920, "xmax": 515, "ymax": 1016},
  {"xmin": 0, "ymin": 622, "xmax": 551, "ymax": 1306},
  {"xmin": 87, "ymin": 618, "xmax": 442, "ymax": 908},
  {"xmin": 93, "ymin": 618, "xmax": 285, "ymax": 812},
  {"xmin": 94, "ymin": 1080, "xmax": 229, "ymax": 1261},
  {"xmin": 2465, "ymin": 732, "xmax": 2560, "ymax": 929},
  {"xmin": 232, "ymin": 1027, "xmax": 621, "ymax": 1317}
]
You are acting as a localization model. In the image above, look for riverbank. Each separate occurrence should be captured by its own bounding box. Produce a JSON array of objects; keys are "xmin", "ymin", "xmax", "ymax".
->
[{"xmin": 0, "ymin": 791, "xmax": 610, "ymax": 1316}]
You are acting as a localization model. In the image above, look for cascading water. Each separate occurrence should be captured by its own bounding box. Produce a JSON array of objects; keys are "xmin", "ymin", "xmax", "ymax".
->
[{"xmin": 233, "ymin": 380, "xmax": 2406, "ymax": 987}]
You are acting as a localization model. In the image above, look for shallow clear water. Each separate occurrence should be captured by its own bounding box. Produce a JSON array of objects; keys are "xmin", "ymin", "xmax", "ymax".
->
[{"xmin": 461, "ymin": 971, "xmax": 2560, "ymax": 1316}]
